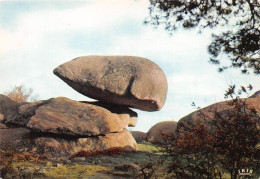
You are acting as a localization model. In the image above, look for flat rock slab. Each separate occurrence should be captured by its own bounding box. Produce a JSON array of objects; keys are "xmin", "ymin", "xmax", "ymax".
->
[
  {"xmin": 30, "ymin": 129, "xmax": 138, "ymax": 158},
  {"xmin": 27, "ymin": 97, "xmax": 124, "ymax": 136},
  {"xmin": 0, "ymin": 128, "xmax": 138, "ymax": 158},
  {"xmin": 54, "ymin": 56, "xmax": 168, "ymax": 111}
]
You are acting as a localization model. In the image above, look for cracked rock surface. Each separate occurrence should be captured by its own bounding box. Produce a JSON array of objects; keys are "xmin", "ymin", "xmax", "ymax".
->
[{"xmin": 54, "ymin": 56, "xmax": 168, "ymax": 111}]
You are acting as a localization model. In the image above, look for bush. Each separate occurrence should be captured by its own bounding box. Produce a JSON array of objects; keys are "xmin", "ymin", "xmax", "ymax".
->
[
  {"xmin": 141, "ymin": 85, "xmax": 260, "ymax": 179},
  {"xmin": 5, "ymin": 85, "xmax": 39, "ymax": 103}
]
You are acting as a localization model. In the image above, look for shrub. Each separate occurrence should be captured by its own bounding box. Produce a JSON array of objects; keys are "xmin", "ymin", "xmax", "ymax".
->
[
  {"xmin": 5, "ymin": 85, "xmax": 39, "ymax": 103},
  {"xmin": 141, "ymin": 85, "xmax": 260, "ymax": 179}
]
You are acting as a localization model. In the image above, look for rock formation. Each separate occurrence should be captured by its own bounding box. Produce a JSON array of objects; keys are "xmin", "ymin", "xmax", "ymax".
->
[
  {"xmin": 53, "ymin": 56, "xmax": 168, "ymax": 111},
  {"xmin": 177, "ymin": 93, "xmax": 260, "ymax": 131},
  {"xmin": 84, "ymin": 101, "xmax": 138, "ymax": 128},
  {"xmin": 146, "ymin": 121, "xmax": 177, "ymax": 144},
  {"xmin": 249, "ymin": 90, "xmax": 260, "ymax": 98},
  {"xmin": 0, "ymin": 94, "xmax": 19, "ymax": 120},
  {"xmin": 0, "ymin": 55, "xmax": 168, "ymax": 158},
  {"xmin": 130, "ymin": 131, "xmax": 147, "ymax": 142},
  {"xmin": 0, "ymin": 96, "xmax": 138, "ymax": 157}
]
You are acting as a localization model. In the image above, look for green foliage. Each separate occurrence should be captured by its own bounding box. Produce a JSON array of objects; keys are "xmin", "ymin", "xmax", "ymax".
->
[
  {"xmin": 69, "ymin": 147, "xmax": 135, "ymax": 159},
  {"xmin": 146, "ymin": 0, "xmax": 260, "ymax": 74},
  {"xmin": 0, "ymin": 149, "xmax": 110, "ymax": 178},
  {"xmin": 138, "ymin": 142, "xmax": 160, "ymax": 153}
]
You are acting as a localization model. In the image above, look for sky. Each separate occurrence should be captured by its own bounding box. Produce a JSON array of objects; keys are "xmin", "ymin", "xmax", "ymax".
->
[{"xmin": 0, "ymin": 0, "xmax": 259, "ymax": 132}]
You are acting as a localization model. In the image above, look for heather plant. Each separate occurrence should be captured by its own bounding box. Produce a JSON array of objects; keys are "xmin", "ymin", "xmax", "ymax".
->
[{"xmin": 141, "ymin": 85, "xmax": 260, "ymax": 179}]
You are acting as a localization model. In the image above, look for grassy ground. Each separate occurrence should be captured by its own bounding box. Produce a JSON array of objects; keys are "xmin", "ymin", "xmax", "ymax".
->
[
  {"xmin": 0, "ymin": 142, "xmax": 166, "ymax": 179},
  {"xmin": 2, "ymin": 142, "xmax": 257, "ymax": 178}
]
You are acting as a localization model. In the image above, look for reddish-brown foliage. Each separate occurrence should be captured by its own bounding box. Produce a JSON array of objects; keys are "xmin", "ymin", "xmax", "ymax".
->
[
  {"xmin": 152, "ymin": 85, "xmax": 259, "ymax": 179},
  {"xmin": 69, "ymin": 147, "xmax": 133, "ymax": 159}
]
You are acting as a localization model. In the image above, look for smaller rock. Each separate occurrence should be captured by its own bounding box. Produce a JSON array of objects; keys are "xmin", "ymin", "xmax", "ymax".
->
[
  {"xmin": 4, "ymin": 100, "xmax": 48, "ymax": 126},
  {"xmin": 94, "ymin": 159, "xmax": 102, "ymax": 164},
  {"xmin": 0, "ymin": 114, "xmax": 4, "ymax": 122},
  {"xmin": 146, "ymin": 121, "xmax": 177, "ymax": 144},
  {"xmin": 131, "ymin": 131, "xmax": 147, "ymax": 142},
  {"xmin": 46, "ymin": 162, "xmax": 52, "ymax": 167},
  {"xmin": 70, "ymin": 157, "xmax": 86, "ymax": 162},
  {"xmin": 129, "ymin": 117, "xmax": 137, "ymax": 127},
  {"xmin": 84, "ymin": 101, "xmax": 138, "ymax": 127},
  {"xmin": 0, "ymin": 94, "xmax": 19, "ymax": 121},
  {"xmin": 38, "ymin": 168, "xmax": 46, "ymax": 174},
  {"xmin": 56, "ymin": 163, "xmax": 63, "ymax": 167},
  {"xmin": 250, "ymin": 90, "xmax": 260, "ymax": 98},
  {"xmin": 114, "ymin": 163, "xmax": 140, "ymax": 173},
  {"xmin": 0, "ymin": 123, "xmax": 8, "ymax": 129}
]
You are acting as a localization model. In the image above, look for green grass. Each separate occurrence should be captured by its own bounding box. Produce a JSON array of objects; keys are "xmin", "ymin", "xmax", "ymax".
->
[
  {"xmin": 138, "ymin": 142, "xmax": 160, "ymax": 153},
  {"xmin": 44, "ymin": 164, "xmax": 110, "ymax": 178}
]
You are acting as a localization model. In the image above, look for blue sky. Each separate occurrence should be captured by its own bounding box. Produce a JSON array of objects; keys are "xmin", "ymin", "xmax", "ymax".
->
[{"xmin": 1, "ymin": 0, "xmax": 259, "ymax": 132}]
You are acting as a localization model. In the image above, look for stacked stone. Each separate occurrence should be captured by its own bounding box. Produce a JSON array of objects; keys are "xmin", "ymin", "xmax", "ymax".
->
[{"xmin": 0, "ymin": 56, "xmax": 168, "ymax": 158}]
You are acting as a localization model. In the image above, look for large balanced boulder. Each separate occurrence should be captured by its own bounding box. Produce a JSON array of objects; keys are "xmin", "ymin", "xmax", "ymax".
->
[
  {"xmin": 146, "ymin": 121, "xmax": 177, "ymax": 144},
  {"xmin": 53, "ymin": 56, "xmax": 168, "ymax": 111}
]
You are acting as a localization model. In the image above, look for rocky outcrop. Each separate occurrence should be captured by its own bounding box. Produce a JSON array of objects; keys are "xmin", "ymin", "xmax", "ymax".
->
[
  {"xmin": 4, "ymin": 97, "xmax": 127, "ymax": 136},
  {"xmin": 27, "ymin": 97, "xmax": 124, "ymax": 136},
  {"xmin": 4, "ymin": 100, "xmax": 48, "ymax": 126},
  {"xmin": 31, "ymin": 129, "xmax": 138, "ymax": 157},
  {"xmin": 131, "ymin": 131, "xmax": 147, "ymax": 142},
  {"xmin": 0, "ymin": 126, "xmax": 137, "ymax": 157},
  {"xmin": 0, "ymin": 127, "xmax": 30, "ymax": 150},
  {"xmin": 250, "ymin": 90, "xmax": 260, "ymax": 98},
  {"xmin": 1, "ymin": 55, "xmax": 169, "ymax": 158},
  {"xmin": 0, "ymin": 96, "xmax": 138, "ymax": 157},
  {"xmin": 0, "ymin": 95, "xmax": 19, "ymax": 121},
  {"xmin": 54, "ymin": 56, "xmax": 167, "ymax": 111},
  {"xmin": 177, "ymin": 95, "xmax": 260, "ymax": 131},
  {"xmin": 84, "ymin": 101, "xmax": 138, "ymax": 128},
  {"xmin": 146, "ymin": 121, "xmax": 177, "ymax": 144}
]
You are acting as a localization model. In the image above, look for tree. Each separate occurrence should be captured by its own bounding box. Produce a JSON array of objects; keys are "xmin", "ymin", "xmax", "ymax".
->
[
  {"xmin": 145, "ymin": 0, "xmax": 260, "ymax": 74},
  {"xmin": 157, "ymin": 85, "xmax": 260, "ymax": 178},
  {"xmin": 5, "ymin": 85, "xmax": 39, "ymax": 103}
]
